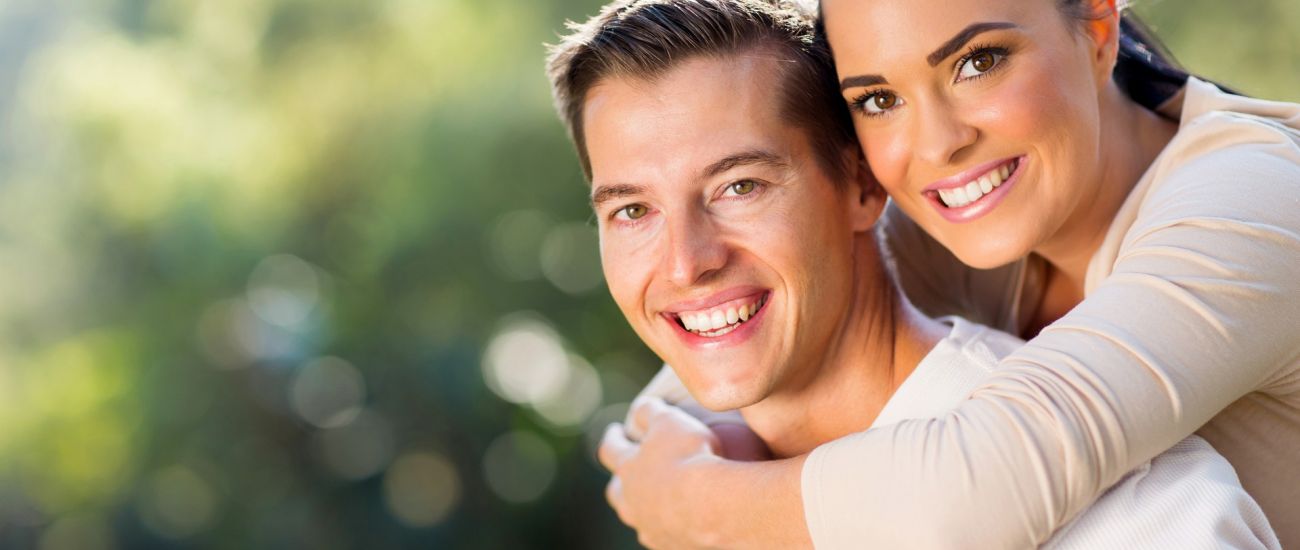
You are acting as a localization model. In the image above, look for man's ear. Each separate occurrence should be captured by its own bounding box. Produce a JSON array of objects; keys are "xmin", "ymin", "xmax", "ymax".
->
[
  {"xmin": 843, "ymin": 149, "xmax": 887, "ymax": 233},
  {"xmin": 1085, "ymin": 0, "xmax": 1121, "ymax": 89}
]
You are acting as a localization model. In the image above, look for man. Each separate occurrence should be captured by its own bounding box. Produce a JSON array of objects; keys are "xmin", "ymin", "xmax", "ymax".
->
[{"xmin": 546, "ymin": 0, "xmax": 1278, "ymax": 547}]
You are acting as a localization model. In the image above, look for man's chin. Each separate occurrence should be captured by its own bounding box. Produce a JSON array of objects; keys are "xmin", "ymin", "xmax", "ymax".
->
[{"xmin": 662, "ymin": 350, "xmax": 775, "ymax": 411}]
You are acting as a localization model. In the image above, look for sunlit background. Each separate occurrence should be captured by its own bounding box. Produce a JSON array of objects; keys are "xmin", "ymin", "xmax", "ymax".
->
[{"xmin": 0, "ymin": 0, "xmax": 1295, "ymax": 548}]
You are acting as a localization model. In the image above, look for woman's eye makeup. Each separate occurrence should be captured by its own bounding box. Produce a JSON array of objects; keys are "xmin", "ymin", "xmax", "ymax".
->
[
  {"xmin": 954, "ymin": 45, "xmax": 1010, "ymax": 82},
  {"xmin": 849, "ymin": 90, "xmax": 905, "ymax": 118}
]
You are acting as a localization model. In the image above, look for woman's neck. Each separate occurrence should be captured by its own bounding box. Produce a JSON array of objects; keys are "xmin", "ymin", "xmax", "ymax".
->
[{"xmin": 1036, "ymin": 82, "xmax": 1180, "ymax": 295}]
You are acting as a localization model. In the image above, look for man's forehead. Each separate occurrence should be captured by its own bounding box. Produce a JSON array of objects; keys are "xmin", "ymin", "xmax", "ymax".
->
[{"xmin": 583, "ymin": 54, "xmax": 797, "ymax": 187}]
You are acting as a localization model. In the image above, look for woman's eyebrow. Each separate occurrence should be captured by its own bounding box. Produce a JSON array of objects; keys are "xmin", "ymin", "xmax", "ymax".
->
[
  {"xmin": 841, "ymin": 74, "xmax": 887, "ymax": 91},
  {"xmin": 840, "ymin": 21, "xmax": 1020, "ymax": 90},
  {"xmin": 926, "ymin": 21, "xmax": 1019, "ymax": 66}
]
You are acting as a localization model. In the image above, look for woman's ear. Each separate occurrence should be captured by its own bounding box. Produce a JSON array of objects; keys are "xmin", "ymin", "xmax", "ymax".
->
[
  {"xmin": 843, "ymin": 149, "xmax": 887, "ymax": 233},
  {"xmin": 1086, "ymin": 0, "xmax": 1121, "ymax": 88}
]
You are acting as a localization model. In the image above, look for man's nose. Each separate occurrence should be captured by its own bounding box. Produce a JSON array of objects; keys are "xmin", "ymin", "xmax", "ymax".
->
[{"xmin": 662, "ymin": 210, "xmax": 728, "ymax": 288}]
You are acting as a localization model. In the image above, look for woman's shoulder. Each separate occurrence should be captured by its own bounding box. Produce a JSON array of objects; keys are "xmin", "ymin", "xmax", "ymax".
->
[
  {"xmin": 1088, "ymin": 83, "xmax": 1300, "ymax": 291},
  {"xmin": 1157, "ymin": 79, "xmax": 1300, "ymax": 184},
  {"xmin": 1135, "ymin": 82, "xmax": 1300, "ymax": 223}
]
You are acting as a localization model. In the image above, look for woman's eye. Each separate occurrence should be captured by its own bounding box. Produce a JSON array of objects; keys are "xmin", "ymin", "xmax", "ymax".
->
[
  {"xmin": 727, "ymin": 180, "xmax": 757, "ymax": 196},
  {"xmin": 855, "ymin": 91, "xmax": 905, "ymax": 116},
  {"xmin": 873, "ymin": 93, "xmax": 899, "ymax": 111},
  {"xmin": 956, "ymin": 50, "xmax": 1006, "ymax": 81},
  {"xmin": 616, "ymin": 204, "xmax": 648, "ymax": 220}
]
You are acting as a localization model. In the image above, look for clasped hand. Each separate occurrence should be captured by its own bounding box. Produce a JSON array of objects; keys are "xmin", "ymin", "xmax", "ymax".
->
[{"xmin": 598, "ymin": 397, "xmax": 770, "ymax": 549}]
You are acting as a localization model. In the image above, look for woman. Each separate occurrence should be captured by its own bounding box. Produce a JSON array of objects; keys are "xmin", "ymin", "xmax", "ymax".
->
[{"xmin": 604, "ymin": 0, "xmax": 1300, "ymax": 547}]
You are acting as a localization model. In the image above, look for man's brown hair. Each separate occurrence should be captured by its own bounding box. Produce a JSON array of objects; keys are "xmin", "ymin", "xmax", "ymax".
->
[{"xmin": 546, "ymin": 0, "xmax": 857, "ymax": 181}]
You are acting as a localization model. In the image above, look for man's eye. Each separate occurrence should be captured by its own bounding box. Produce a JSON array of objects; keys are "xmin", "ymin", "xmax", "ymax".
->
[
  {"xmin": 956, "ymin": 49, "xmax": 1006, "ymax": 81},
  {"xmin": 616, "ymin": 204, "xmax": 648, "ymax": 220},
  {"xmin": 727, "ymin": 180, "xmax": 757, "ymax": 196}
]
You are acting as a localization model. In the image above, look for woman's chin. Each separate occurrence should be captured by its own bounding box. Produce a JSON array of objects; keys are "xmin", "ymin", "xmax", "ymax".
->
[{"xmin": 942, "ymin": 232, "xmax": 1036, "ymax": 270}]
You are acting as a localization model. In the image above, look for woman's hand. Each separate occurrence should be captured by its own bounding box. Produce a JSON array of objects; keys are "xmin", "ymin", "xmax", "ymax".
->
[
  {"xmin": 598, "ymin": 397, "xmax": 808, "ymax": 549},
  {"xmin": 599, "ymin": 397, "xmax": 728, "ymax": 549}
]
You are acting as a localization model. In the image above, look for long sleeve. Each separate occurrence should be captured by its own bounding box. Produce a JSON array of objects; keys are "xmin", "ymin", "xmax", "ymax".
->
[{"xmin": 803, "ymin": 100, "xmax": 1300, "ymax": 548}]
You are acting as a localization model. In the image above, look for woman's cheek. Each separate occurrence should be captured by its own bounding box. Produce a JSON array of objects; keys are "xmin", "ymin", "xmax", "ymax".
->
[
  {"xmin": 978, "ymin": 59, "xmax": 1083, "ymax": 143},
  {"xmin": 858, "ymin": 126, "xmax": 912, "ymax": 197}
]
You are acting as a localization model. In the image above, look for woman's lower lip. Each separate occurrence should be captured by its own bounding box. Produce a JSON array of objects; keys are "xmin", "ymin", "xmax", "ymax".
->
[
  {"xmin": 926, "ymin": 157, "xmax": 1026, "ymax": 224},
  {"xmin": 669, "ymin": 293, "xmax": 769, "ymax": 349}
]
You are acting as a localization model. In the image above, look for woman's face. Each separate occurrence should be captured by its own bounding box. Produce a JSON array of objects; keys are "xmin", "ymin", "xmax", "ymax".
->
[{"xmin": 823, "ymin": 0, "xmax": 1113, "ymax": 268}]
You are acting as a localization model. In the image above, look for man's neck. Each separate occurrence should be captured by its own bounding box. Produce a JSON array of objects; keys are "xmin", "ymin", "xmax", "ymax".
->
[{"xmin": 739, "ymin": 234, "xmax": 949, "ymax": 458}]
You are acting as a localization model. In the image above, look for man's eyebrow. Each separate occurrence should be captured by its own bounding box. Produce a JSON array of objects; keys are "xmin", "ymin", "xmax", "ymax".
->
[
  {"xmin": 590, "ymin": 183, "xmax": 646, "ymax": 208},
  {"xmin": 703, "ymin": 149, "xmax": 787, "ymax": 178},
  {"xmin": 840, "ymin": 74, "xmax": 888, "ymax": 92},
  {"xmin": 926, "ymin": 22, "xmax": 1018, "ymax": 67}
]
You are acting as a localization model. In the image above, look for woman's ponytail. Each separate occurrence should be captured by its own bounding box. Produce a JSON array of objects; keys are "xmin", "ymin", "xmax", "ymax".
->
[{"xmin": 1113, "ymin": 13, "xmax": 1194, "ymax": 110}]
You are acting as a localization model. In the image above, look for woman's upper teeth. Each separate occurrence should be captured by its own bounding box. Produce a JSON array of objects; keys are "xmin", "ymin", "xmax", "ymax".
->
[
  {"xmin": 938, "ymin": 159, "xmax": 1017, "ymax": 208},
  {"xmin": 680, "ymin": 295, "xmax": 765, "ymax": 333}
]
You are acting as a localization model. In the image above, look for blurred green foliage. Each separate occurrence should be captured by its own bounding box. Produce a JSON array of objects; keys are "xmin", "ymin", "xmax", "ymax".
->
[{"xmin": 0, "ymin": 0, "xmax": 1294, "ymax": 548}]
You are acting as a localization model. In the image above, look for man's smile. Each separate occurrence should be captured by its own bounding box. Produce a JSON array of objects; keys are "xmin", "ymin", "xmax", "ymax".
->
[{"xmin": 660, "ymin": 288, "xmax": 772, "ymax": 347}]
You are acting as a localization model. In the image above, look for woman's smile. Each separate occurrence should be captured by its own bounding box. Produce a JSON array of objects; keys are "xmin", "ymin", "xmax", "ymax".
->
[{"xmin": 922, "ymin": 155, "xmax": 1027, "ymax": 223}]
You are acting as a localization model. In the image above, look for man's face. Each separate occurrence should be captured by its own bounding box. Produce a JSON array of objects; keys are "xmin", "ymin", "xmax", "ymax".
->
[{"xmin": 583, "ymin": 53, "xmax": 866, "ymax": 411}]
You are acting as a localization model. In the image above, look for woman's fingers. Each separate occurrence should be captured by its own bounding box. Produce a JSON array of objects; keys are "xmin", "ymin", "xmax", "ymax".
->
[
  {"xmin": 598, "ymin": 422, "xmax": 638, "ymax": 472},
  {"xmin": 629, "ymin": 396, "xmax": 672, "ymax": 437},
  {"xmin": 605, "ymin": 475, "xmax": 628, "ymax": 520}
]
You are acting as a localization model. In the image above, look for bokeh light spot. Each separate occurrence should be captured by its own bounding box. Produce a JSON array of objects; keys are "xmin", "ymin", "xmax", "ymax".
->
[
  {"xmin": 489, "ymin": 210, "xmax": 554, "ymax": 281},
  {"xmin": 289, "ymin": 356, "xmax": 365, "ymax": 428},
  {"xmin": 482, "ymin": 430, "xmax": 556, "ymax": 504},
  {"xmin": 247, "ymin": 254, "xmax": 321, "ymax": 328},
  {"xmin": 382, "ymin": 451, "xmax": 460, "ymax": 528},
  {"xmin": 139, "ymin": 466, "xmax": 218, "ymax": 540},
  {"xmin": 540, "ymin": 222, "xmax": 603, "ymax": 295},
  {"xmin": 481, "ymin": 314, "xmax": 569, "ymax": 406},
  {"xmin": 533, "ymin": 354, "xmax": 603, "ymax": 430},
  {"xmin": 314, "ymin": 409, "xmax": 395, "ymax": 481},
  {"xmin": 198, "ymin": 298, "xmax": 303, "ymax": 366}
]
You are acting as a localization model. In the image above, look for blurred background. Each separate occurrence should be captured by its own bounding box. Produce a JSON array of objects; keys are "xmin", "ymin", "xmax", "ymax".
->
[{"xmin": 0, "ymin": 0, "xmax": 1295, "ymax": 548}]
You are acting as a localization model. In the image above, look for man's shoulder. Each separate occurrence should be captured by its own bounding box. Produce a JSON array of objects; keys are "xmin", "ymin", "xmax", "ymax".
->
[{"xmin": 938, "ymin": 316, "xmax": 1026, "ymax": 366}]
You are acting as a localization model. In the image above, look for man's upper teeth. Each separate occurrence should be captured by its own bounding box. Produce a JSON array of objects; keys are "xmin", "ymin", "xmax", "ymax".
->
[
  {"xmin": 680, "ymin": 296, "xmax": 764, "ymax": 332},
  {"xmin": 938, "ymin": 159, "xmax": 1016, "ymax": 208}
]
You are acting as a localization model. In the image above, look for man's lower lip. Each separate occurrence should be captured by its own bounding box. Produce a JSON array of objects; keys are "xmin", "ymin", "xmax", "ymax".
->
[
  {"xmin": 927, "ymin": 157, "xmax": 1026, "ymax": 224},
  {"xmin": 670, "ymin": 293, "xmax": 769, "ymax": 348}
]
